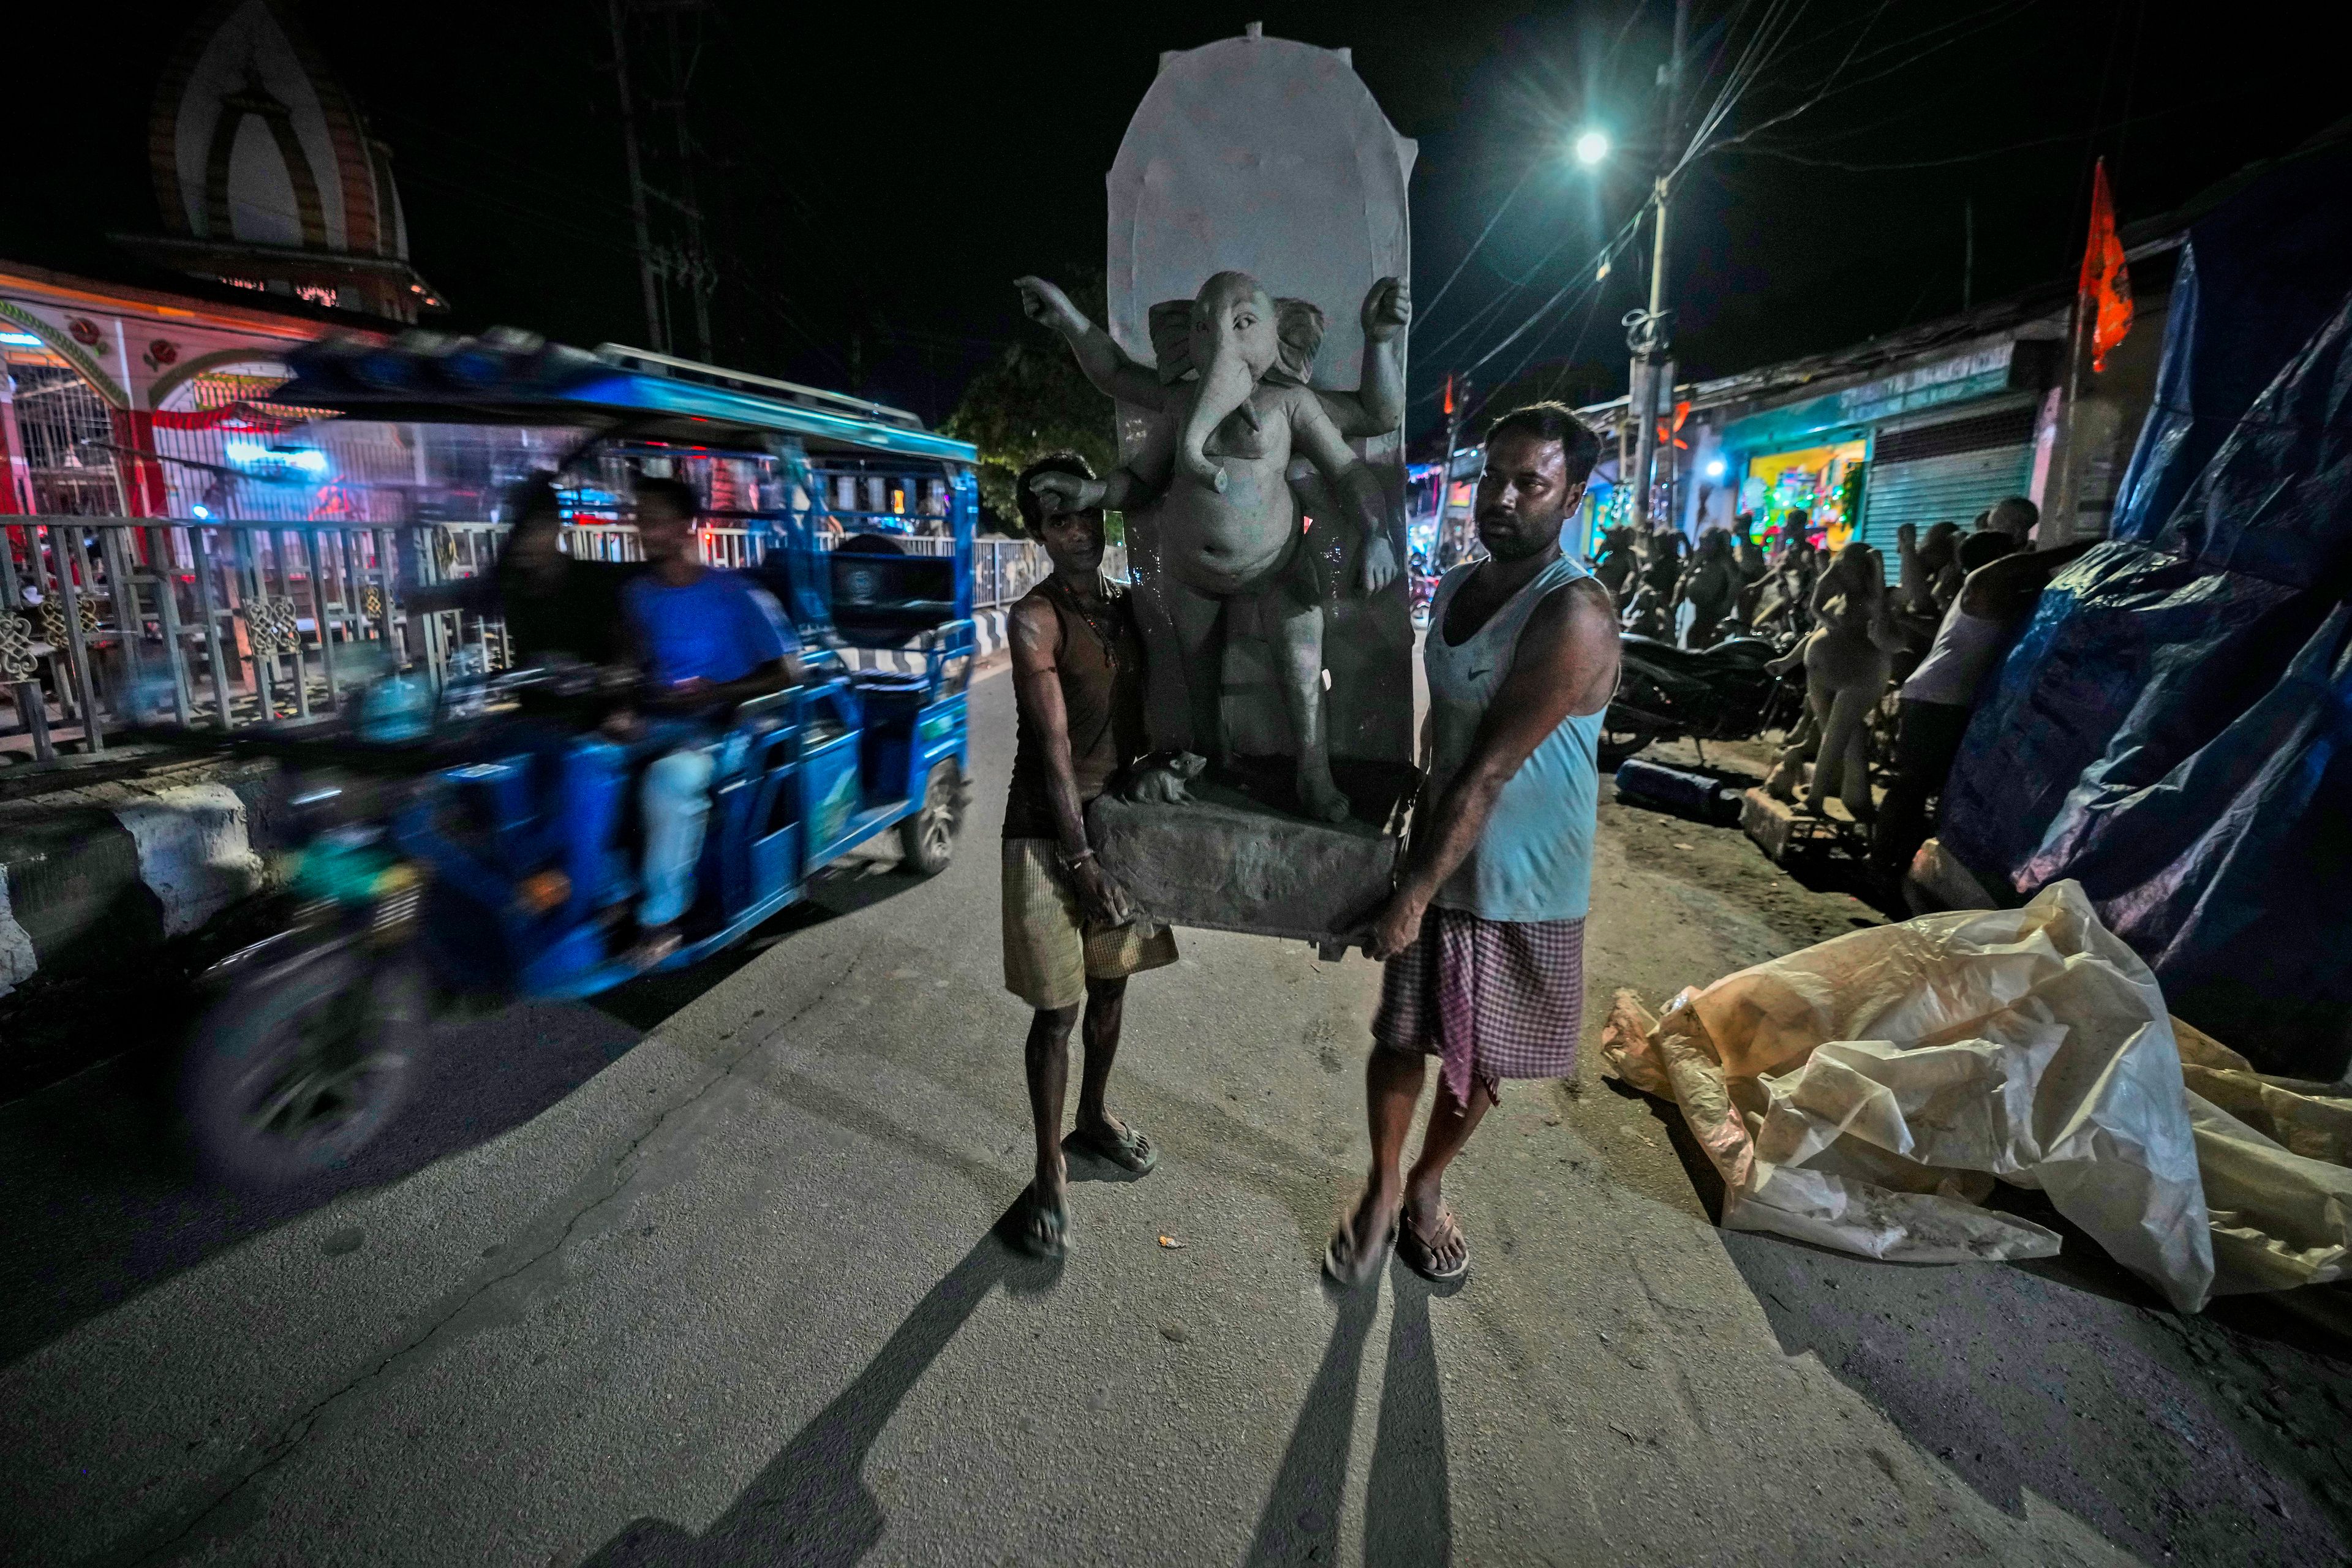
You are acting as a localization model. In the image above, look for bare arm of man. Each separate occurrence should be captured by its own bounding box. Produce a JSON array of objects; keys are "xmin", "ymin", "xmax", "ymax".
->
[
  {"xmin": 405, "ymin": 575, "xmax": 500, "ymax": 617},
  {"xmin": 1009, "ymin": 597, "xmax": 1133, "ymax": 928},
  {"xmin": 1367, "ymin": 578, "xmax": 1621, "ymax": 959},
  {"xmin": 1959, "ymin": 538, "xmax": 2098, "ymax": 620},
  {"xmin": 655, "ymin": 654, "xmax": 805, "ymax": 712}
]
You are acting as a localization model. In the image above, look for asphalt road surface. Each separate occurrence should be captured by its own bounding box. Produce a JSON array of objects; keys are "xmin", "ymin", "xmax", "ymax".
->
[{"xmin": 4, "ymin": 669, "xmax": 2348, "ymax": 1567}]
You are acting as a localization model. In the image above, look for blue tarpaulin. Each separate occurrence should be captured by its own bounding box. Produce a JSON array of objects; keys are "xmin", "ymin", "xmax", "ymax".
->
[
  {"xmin": 2109, "ymin": 137, "xmax": 2352, "ymax": 546},
  {"xmin": 1940, "ymin": 148, "xmax": 2352, "ymax": 1077}
]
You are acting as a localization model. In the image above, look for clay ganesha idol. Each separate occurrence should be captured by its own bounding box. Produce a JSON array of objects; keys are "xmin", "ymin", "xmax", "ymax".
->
[{"xmin": 1016, "ymin": 271, "xmax": 1409, "ymax": 823}]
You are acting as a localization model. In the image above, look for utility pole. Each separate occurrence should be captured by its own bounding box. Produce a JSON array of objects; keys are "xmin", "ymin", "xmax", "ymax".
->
[
  {"xmin": 608, "ymin": 0, "xmax": 666, "ymax": 353},
  {"xmin": 1624, "ymin": 0, "xmax": 1692, "ymax": 532}
]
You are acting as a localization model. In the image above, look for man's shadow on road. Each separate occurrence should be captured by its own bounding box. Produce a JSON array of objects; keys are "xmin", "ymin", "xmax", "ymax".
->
[
  {"xmin": 580, "ymin": 1216, "xmax": 1060, "ymax": 1568},
  {"xmin": 1245, "ymin": 1262, "xmax": 1457, "ymax": 1568}
]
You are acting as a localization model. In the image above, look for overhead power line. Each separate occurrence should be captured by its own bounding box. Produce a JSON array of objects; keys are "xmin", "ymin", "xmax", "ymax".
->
[{"xmin": 1416, "ymin": 163, "xmax": 1538, "ymax": 329}]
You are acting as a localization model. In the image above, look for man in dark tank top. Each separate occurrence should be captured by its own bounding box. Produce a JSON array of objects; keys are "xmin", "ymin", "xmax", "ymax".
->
[{"xmin": 997, "ymin": 453, "xmax": 1178, "ymax": 1258}]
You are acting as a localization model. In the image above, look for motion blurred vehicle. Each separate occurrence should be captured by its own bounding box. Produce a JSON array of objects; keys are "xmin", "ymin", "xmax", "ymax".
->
[{"xmin": 158, "ymin": 334, "xmax": 982, "ymax": 1185}]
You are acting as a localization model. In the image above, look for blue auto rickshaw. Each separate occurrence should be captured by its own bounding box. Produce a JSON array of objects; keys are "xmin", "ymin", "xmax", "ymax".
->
[{"xmin": 171, "ymin": 333, "xmax": 983, "ymax": 1185}]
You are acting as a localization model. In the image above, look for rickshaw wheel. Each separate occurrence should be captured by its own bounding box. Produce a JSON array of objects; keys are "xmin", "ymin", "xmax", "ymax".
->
[
  {"xmin": 899, "ymin": 760, "xmax": 964, "ymax": 876},
  {"xmin": 181, "ymin": 947, "xmax": 429, "ymax": 1188}
]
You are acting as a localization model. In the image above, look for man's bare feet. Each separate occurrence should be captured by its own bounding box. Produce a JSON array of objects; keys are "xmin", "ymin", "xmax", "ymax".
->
[
  {"xmin": 1400, "ymin": 1179, "xmax": 1469, "ymax": 1281},
  {"xmin": 1011, "ymin": 1171, "xmax": 1068, "ymax": 1259},
  {"xmin": 1069, "ymin": 1110, "xmax": 1158, "ymax": 1174},
  {"xmin": 1324, "ymin": 1178, "xmax": 1400, "ymax": 1287}
]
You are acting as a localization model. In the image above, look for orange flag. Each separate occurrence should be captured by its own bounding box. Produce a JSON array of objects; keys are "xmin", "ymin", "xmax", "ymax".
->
[{"xmin": 2079, "ymin": 158, "xmax": 2134, "ymax": 373}]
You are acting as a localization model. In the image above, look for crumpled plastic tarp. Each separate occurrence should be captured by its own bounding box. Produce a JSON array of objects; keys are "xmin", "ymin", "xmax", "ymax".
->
[{"xmin": 1602, "ymin": 881, "xmax": 2352, "ymax": 1313}]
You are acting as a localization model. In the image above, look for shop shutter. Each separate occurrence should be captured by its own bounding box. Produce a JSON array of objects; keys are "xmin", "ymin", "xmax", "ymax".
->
[{"xmin": 1857, "ymin": 404, "xmax": 2038, "ymax": 568}]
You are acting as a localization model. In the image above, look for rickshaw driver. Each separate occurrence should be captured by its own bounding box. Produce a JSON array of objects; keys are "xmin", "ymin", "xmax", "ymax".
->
[
  {"xmin": 406, "ymin": 474, "xmax": 636, "ymax": 666},
  {"xmin": 607, "ymin": 477, "xmax": 804, "ymax": 965}
]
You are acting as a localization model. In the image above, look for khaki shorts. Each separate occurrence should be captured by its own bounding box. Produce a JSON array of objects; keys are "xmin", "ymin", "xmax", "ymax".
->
[{"xmin": 1001, "ymin": 838, "xmax": 1178, "ymax": 1011}]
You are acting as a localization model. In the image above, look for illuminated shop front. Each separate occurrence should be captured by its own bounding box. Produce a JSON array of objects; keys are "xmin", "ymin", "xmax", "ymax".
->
[
  {"xmin": 1737, "ymin": 439, "xmax": 1867, "ymax": 550},
  {"xmin": 1716, "ymin": 337, "xmax": 2056, "ymax": 567}
]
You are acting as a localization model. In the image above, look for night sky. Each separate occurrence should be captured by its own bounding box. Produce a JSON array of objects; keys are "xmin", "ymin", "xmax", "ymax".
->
[{"xmin": 8, "ymin": 1, "xmax": 2346, "ymax": 443}]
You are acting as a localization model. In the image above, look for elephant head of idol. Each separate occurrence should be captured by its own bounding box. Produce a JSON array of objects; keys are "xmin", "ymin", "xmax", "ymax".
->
[{"xmin": 1148, "ymin": 271, "xmax": 1325, "ymax": 492}]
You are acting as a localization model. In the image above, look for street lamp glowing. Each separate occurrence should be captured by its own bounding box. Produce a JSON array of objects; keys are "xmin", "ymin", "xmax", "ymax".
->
[{"xmin": 1573, "ymin": 130, "xmax": 1610, "ymax": 167}]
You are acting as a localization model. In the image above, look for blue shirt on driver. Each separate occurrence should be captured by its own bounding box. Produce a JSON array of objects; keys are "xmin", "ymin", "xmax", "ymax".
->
[{"xmin": 622, "ymin": 569, "xmax": 796, "ymax": 690}]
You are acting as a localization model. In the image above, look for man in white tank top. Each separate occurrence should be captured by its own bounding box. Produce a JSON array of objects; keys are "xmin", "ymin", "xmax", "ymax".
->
[{"xmin": 1325, "ymin": 404, "xmax": 1622, "ymax": 1289}]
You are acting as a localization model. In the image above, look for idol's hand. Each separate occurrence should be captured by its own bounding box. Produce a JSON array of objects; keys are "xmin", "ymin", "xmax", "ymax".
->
[
  {"xmin": 1123, "ymin": 763, "xmax": 1195, "ymax": 805},
  {"xmin": 1027, "ymin": 472, "xmax": 1101, "ymax": 516},
  {"xmin": 1359, "ymin": 532, "xmax": 1401, "ymax": 595},
  {"xmin": 1362, "ymin": 277, "xmax": 1411, "ymax": 343},
  {"xmin": 1015, "ymin": 276, "xmax": 1091, "ymax": 339}
]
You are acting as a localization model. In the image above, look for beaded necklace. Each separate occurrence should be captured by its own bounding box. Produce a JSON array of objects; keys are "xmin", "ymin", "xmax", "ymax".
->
[{"xmin": 1044, "ymin": 572, "xmax": 1125, "ymax": 675}]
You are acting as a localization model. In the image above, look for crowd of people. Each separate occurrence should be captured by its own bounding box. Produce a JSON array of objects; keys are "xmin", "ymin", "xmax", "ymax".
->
[
  {"xmin": 1589, "ymin": 507, "xmax": 1849, "ymax": 648},
  {"xmin": 1585, "ymin": 496, "xmax": 2086, "ymax": 883}
]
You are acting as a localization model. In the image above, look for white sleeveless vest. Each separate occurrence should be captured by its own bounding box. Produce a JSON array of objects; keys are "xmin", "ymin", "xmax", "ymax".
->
[{"xmin": 1423, "ymin": 554, "xmax": 1604, "ymax": 922}]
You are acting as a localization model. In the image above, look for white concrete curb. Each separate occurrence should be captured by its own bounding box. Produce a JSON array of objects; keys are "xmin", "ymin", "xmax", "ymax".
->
[
  {"xmin": 0, "ymin": 878, "xmax": 37, "ymax": 997},
  {"xmin": 0, "ymin": 780, "xmax": 265, "ymax": 1002},
  {"xmin": 836, "ymin": 608, "xmax": 1008, "ymax": 675},
  {"xmin": 111, "ymin": 784, "xmax": 267, "ymax": 939}
]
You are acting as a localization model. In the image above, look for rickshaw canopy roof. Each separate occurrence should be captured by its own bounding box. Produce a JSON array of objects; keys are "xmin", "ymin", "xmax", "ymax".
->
[{"xmin": 279, "ymin": 334, "xmax": 978, "ymax": 466}]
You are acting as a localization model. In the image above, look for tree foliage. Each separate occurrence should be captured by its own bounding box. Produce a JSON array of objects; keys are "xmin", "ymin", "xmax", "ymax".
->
[{"xmin": 943, "ymin": 271, "xmax": 1120, "ymax": 531}]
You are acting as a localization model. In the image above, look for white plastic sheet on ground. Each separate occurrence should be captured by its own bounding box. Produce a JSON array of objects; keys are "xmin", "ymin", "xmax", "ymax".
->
[{"xmin": 1602, "ymin": 880, "xmax": 2352, "ymax": 1313}]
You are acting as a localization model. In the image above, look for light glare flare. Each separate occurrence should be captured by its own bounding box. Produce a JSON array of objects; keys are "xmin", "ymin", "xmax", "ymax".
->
[{"xmin": 1573, "ymin": 130, "xmax": 1610, "ymax": 167}]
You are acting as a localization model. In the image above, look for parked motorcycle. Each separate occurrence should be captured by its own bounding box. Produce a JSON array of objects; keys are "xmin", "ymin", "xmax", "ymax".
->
[{"xmin": 1600, "ymin": 632, "xmax": 1803, "ymax": 768}]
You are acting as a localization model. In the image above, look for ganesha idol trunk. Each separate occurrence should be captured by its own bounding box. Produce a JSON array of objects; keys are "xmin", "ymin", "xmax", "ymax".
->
[{"xmin": 1093, "ymin": 26, "xmax": 1419, "ymax": 948}]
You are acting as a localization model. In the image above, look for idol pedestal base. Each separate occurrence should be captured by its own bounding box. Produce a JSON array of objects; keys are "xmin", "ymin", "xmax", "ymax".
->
[{"xmin": 1087, "ymin": 759, "xmax": 1416, "ymax": 955}]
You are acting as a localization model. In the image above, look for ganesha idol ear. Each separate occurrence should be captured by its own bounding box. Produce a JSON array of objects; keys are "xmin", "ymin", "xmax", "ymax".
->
[
  {"xmin": 1147, "ymin": 300, "xmax": 1196, "ymax": 385},
  {"xmin": 1266, "ymin": 298, "xmax": 1326, "ymax": 386}
]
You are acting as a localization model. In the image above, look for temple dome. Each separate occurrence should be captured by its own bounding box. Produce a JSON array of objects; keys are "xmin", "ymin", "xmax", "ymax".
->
[{"xmin": 126, "ymin": 0, "xmax": 437, "ymax": 318}]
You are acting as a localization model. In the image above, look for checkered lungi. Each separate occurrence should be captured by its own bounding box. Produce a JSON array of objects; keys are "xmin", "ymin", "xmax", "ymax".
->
[{"xmin": 1373, "ymin": 907, "xmax": 1586, "ymax": 1109}]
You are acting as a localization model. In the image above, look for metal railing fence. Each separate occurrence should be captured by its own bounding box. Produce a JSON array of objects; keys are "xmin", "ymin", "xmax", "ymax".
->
[{"xmin": 0, "ymin": 517, "xmax": 1075, "ymax": 762}]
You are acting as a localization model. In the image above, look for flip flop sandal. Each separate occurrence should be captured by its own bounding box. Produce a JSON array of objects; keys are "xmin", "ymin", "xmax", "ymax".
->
[
  {"xmin": 1322, "ymin": 1199, "xmax": 1400, "ymax": 1289},
  {"xmin": 1398, "ymin": 1205, "xmax": 1470, "ymax": 1283},
  {"xmin": 1068, "ymin": 1121, "xmax": 1159, "ymax": 1175},
  {"xmin": 1006, "ymin": 1185, "xmax": 1068, "ymax": 1261}
]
